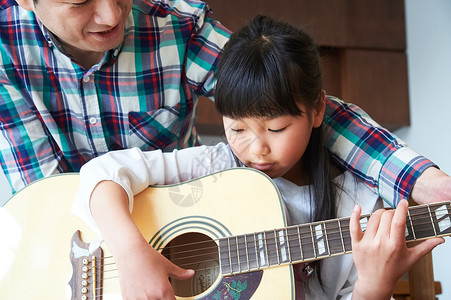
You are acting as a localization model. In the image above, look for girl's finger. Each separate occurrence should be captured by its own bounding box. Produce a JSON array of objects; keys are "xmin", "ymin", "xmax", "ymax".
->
[
  {"xmin": 363, "ymin": 208, "xmax": 384, "ymax": 238},
  {"xmin": 350, "ymin": 205, "xmax": 364, "ymax": 242},
  {"xmin": 390, "ymin": 199, "xmax": 409, "ymax": 242},
  {"xmin": 375, "ymin": 209, "xmax": 395, "ymax": 239}
]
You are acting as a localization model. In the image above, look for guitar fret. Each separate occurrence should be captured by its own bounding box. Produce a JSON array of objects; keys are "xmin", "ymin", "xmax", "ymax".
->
[
  {"xmin": 434, "ymin": 203, "xmax": 451, "ymax": 235},
  {"xmin": 297, "ymin": 226, "xmax": 304, "ymax": 261},
  {"xmin": 236, "ymin": 235, "xmax": 248, "ymax": 272},
  {"xmin": 309, "ymin": 224, "xmax": 317, "ymax": 259},
  {"xmin": 410, "ymin": 205, "xmax": 435, "ymax": 239},
  {"xmin": 284, "ymin": 228, "xmax": 292, "ymax": 264},
  {"xmin": 235, "ymin": 236, "xmax": 240, "ymax": 273},
  {"xmin": 337, "ymin": 219, "xmax": 345, "ymax": 253},
  {"xmin": 326, "ymin": 224, "xmax": 331, "ymax": 255},
  {"xmin": 254, "ymin": 233, "xmax": 260, "ymax": 269},
  {"xmin": 245, "ymin": 233, "xmax": 258, "ymax": 270},
  {"xmin": 243, "ymin": 234, "xmax": 250, "ymax": 271},
  {"xmin": 285, "ymin": 226, "xmax": 302, "ymax": 262},
  {"xmin": 323, "ymin": 222, "xmax": 331, "ymax": 256},
  {"xmin": 427, "ymin": 205, "xmax": 438, "ymax": 237},
  {"xmin": 340, "ymin": 218, "xmax": 352, "ymax": 252},
  {"xmin": 406, "ymin": 209, "xmax": 416, "ymax": 241},
  {"xmin": 312, "ymin": 222, "xmax": 329, "ymax": 257},
  {"xmin": 264, "ymin": 230, "xmax": 278, "ymax": 266},
  {"xmin": 257, "ymin": 232, "xmax": 268, "ymax": 267},
  {"xmin": 218, "ymin": 238, "xmax": 231, "ymax": 275},
  {"xmin": 229, "ymin": 237, "xmax": 239, "ymax": 274},
  {"xmin": 278, "ymin": 229, "xmax": 290, "ymax": 264},
  {"xmin": 298, "ymin": 224, "xmax": 315, "ymax": 260},
  {"xmin": 325, "ymin": 220, "xmax": 342, "ymax": 255},
  {"xmin": 274, "ymin": 230, "xmax": 280, "ymax": 265}
]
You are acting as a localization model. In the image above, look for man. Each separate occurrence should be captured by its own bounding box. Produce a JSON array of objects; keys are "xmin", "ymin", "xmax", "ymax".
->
[{"xmin": 0, "ymin": 0, "xmax": 448, "ymax": 206}]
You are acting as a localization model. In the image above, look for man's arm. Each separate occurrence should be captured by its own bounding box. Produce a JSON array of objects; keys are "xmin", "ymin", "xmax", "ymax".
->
[
  {"xmin": 410, "ymin": 167, "xmax": 451, "ymax": 204},
  {"xmin": 323, "ymin": 95, "xmax": 437, "ymax": 207}
]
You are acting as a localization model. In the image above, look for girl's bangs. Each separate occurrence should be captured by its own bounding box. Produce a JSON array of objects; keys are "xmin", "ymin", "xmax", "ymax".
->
[{"xmin": 215, "ymin": 49, "xmax": 302, "ymax": 119}]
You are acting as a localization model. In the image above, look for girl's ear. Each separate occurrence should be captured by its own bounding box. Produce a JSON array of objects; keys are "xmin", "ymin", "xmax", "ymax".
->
[{"xmin": 312, "ymin": 90, "xmax": 326, "ymax": 128}]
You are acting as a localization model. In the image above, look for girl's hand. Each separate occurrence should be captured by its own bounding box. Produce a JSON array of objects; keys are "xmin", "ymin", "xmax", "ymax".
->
[
  {"xmin": 350, "ymin": 199, "xmax": 444, "ymax": 300},
  {"xmin": 114, "ymin": 237, "xmax": 194, "ymax": 300}
]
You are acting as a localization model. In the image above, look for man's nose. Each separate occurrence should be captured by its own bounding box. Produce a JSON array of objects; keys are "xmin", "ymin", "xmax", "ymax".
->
[{"xmin": 93, "ymin": 0, "xmax": 122, "ymax": 26}]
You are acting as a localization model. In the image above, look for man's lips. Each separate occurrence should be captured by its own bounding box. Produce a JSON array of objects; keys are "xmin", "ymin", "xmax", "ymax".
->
[{"xmin": 91, "ymin": 24, "xmax": 120, "ymax": 39}]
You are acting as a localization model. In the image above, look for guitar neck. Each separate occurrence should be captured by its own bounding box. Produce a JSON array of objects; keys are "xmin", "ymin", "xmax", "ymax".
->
[{"xmin": 219, "ymin": 201, "xmax": 451, "ymax": 276}]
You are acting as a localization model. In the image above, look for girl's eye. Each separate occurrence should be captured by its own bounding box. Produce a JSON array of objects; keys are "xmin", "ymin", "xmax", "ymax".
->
[{"xmin": 268, "ymin": 127, "xmax": 287, "ymax": 133}]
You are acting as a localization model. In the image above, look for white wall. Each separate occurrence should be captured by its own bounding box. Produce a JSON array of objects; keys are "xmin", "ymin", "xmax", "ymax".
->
[
  {"xmin": 0, "ymin": 0, "xmax": 450, "ymax": 297},
  {"xmin": 397, "ymin": 0, "xmax": 451, "ymax": 299}
]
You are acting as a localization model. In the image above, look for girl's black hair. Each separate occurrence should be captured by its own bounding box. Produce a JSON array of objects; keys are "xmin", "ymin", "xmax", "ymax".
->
[
  {"xmin": 215, "ymin": 15, "xmax": 337, "ymax": 285},
  {"xmin": 215, "ymin": 15, "xmax": 323, "ymax": 119}
]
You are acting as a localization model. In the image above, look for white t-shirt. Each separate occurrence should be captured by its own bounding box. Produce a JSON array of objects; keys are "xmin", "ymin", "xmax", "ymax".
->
[{"xmin": 72, "ymin": 142, "xmax": 382, "ymax": 299}]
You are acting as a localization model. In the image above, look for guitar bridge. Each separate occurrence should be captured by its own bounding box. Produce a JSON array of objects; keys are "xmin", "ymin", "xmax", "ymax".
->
[{"xmin": 68, "ymin": 231, "xmax": 104, "ymax": 300}]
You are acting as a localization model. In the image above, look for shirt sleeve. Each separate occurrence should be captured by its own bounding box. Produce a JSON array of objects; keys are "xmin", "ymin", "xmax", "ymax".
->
[
  {"xmin": 184, "ymin": 2, "xmax": 231, "ymax": 98},
  {"xmin": 71, "ymin": 143, "xmax": 237, "ymax": 233},
  {"xmin": 0, "ymin": 78, "xmax": 71, "ymax": 193},
  {"xmin": 323, "ymin": 95, "xmax": 436, "ymax": 207}
]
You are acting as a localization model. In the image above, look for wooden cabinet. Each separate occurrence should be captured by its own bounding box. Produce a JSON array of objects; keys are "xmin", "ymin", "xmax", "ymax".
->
[{"xmin": 196, "ymin": 0, "xmax": 410, "ymax": 134}]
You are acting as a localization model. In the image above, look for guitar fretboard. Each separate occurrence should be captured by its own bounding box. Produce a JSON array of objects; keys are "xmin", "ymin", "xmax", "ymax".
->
[{"xmin": 219, "ymin": 201, "xmax": 451, "ymax": 276}]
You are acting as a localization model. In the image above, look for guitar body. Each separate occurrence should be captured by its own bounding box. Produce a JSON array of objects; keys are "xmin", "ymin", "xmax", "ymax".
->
[{"xmin": 0, "ymin": 168, "xmax": 295, "ymax": 299}]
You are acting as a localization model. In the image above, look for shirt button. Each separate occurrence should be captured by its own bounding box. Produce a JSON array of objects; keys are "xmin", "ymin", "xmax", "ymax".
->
[
  {"xmin": 89, "ymin": 117, "xmax": 97, "ymax": 125},
  {"xmin": 83, "ymin": 76, "xmax": 91, "ymax": 83},
  {"xmin": 113, "ymin": 48, "xmax": 119, "ymax": 57}
]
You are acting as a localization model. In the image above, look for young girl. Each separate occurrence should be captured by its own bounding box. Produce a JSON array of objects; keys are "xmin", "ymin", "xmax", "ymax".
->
[{"xmin": 72, "ymin": 15, "xmax": 443, "ymax": 299}]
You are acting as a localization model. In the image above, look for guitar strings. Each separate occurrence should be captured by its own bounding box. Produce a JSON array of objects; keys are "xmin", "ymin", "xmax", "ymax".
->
[
  {"xmin": 81, "ymin": 207, "xmax": 449, "ymax": 286},
  {"xmin": 99, "ymin": 208, "xmax": 449, "ymax": 267},
  {"xmin": 107, "ymin": 209, "xmax": 448, "ymax": 269}
]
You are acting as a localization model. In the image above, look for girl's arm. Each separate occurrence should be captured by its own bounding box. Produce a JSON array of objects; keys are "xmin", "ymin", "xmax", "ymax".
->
[
  {"xmin": 72, "ymin": 144, "xmax": 236, "ymax": 299},
  {"xmin": 90, "ymin": 180, "xmax": 193, "ymax": 299},
  {"xmin": 350, "ymin": 200, "xmax": 444, "ymax": 300}
]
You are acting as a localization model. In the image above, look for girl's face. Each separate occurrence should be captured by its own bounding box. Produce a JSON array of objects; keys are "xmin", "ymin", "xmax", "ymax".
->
[{"xmin": 223, "ymin": 98, "xmax": 325, "ymax": 185}]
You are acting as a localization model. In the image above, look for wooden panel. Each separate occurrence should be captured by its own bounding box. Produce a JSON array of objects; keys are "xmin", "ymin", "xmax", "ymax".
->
[
  {"xmin": 205, "ymin": 0, "xmax": 405, "ymax": 49},
  {"xmin": 340, "ymin": 49, "xmax": 410, "ymax": 130},
  {"xmin": 319, "ymin": 47, "xmax": 342, "ymax": 98},
  {"xmin": 196, "ymin": 97, "xmax": 223, "ymax": 135},
  {"xmin": 196, "ymin": 0, "xmax": 410, "ymax": 133},
  {"xmin": 344, "ymin": 0, "xmax": 406, "ymax": 49}
]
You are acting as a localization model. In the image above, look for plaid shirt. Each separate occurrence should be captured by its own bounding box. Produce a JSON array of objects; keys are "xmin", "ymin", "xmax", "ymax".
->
[{"xmin": 0, "ymin": 0, "xmax": 435, "ymax": 206}]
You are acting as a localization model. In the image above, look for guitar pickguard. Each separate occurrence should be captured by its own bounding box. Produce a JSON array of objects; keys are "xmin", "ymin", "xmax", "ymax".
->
[{"xmin": 200, "ymin": 271, "xmax": 263, "ymax": 300}]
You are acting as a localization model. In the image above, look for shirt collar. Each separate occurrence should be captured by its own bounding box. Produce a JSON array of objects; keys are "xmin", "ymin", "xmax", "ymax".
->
[{"xmin": 36, "ymin": 19, "xmax": 123, "ymax": 71}]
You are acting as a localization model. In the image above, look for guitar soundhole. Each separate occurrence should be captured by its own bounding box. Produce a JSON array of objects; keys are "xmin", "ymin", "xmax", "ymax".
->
[{"xmin": 162, "ymin": 232, "xmax": 220, "ymax": 297}]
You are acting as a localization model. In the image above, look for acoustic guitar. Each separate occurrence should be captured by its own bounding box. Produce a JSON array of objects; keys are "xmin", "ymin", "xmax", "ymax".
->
[{"xmin": 0, "ymin": 168, "xmax": 450, "ymax": 299}]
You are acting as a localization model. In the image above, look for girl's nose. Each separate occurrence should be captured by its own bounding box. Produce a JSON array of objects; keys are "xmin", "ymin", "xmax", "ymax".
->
[{"xmin": 248, "ymin": 137, "xmax": 270, "ymax": 156}]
